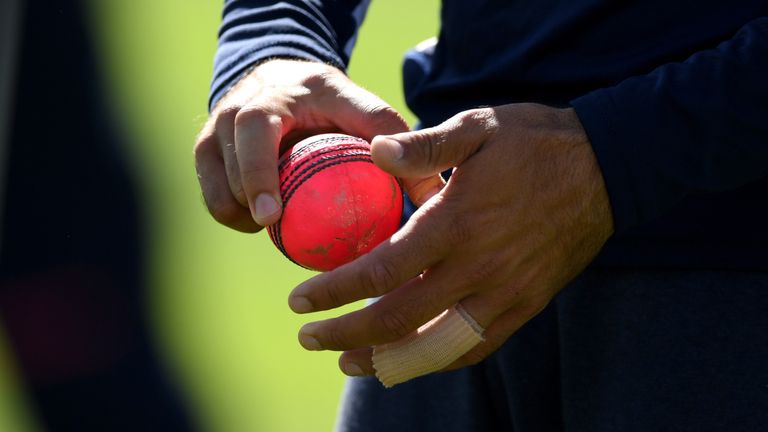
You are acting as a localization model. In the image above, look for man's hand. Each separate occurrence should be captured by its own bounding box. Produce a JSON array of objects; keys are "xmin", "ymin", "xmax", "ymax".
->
[
  {"xmin": 194, "ymin": 59, "xmax": 440, "ymax": 232},
  {"xmin": 288, "ymin": 103, "xmax": 614, "ymax": 377}
]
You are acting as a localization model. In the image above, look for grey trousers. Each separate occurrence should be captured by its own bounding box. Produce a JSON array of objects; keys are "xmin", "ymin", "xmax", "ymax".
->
[{"xmin": 336, "ymin": 268, "xmax": 768, "ymax": 431}]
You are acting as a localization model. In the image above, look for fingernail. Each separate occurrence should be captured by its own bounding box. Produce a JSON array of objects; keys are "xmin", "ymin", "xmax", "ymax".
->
[
  {"xmin": 376, "ymin": 136, "xmax": 404, "ymax": 162},
  {"xmin": 298, "ymin": 332, "xmax": 322, "ymax": 351},
  {"xmin": 289, "ymin": 296, "xmax": 314, "ymax": 313},
  {"xmin": 253, "ymin": 193, "xmax": 280, "ymax": 223},
  {"xmin": 343, "ymin": 362, "xmax": 364, "ymax": 376}
]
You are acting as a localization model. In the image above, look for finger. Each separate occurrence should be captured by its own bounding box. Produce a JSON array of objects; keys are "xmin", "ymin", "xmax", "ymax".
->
[
  {"xmin": 288, "ymin": 199, "xmax": 456, "ymax": 313},
  {"xmin": 234, "ymin": 105, "xmax": 285, "ymax": 226},
  {"xmin": 296, "ymin": 261, "xmax": 486, "ymax": 351},
  {"xmin": 194, "ymin": 131, "xmax": 261, "ymax": 233},
  {"xmin": 328, "ymin": 83, "xmax": 410, "ymax": 140},
  {"xmin": 339, "ymin": 347, "xmax": 374, "ymax": 377},
  {"xmin": 370, "ymin": 303, "xmax": 485, "ymax": 387},
  {"xmin": 370, "ymin": 108, "xmax": 496, "ymax": 179},
  {"xmin": 399, "ymin": 174, "xmax": 445, "ymax": 207},
  {"xmin": 337, "ymin": 294, "xmax": 513, "ymax": 382},
  {"xmin": 442, "ymin": 299, "xmax": 550, "ymax": 371},
  {"xmin": 297, "ymin": 247, "xmax": 529, "ymax": 351},
  {"xmin": 214, "ymin": 106, "xmax": 248, "ymax": 207}
]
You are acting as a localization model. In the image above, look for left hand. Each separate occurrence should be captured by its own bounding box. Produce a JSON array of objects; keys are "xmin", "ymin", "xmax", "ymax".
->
[{"xmin": 288, "ymin": 103, "xmax": 614, "ymax": 377}]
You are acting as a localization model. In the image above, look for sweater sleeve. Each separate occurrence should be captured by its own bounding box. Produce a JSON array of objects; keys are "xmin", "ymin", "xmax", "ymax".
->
[
  {"xmin": 209, "ymin": 0, "xmax": 371, "ymax": 110},
  {"xmin": 571, "ymin": 17, "xmax": 768, "ymax": 234}
]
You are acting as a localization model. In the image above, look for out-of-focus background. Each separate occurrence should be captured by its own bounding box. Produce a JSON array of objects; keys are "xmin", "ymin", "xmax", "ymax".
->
[{"xmin": 0, "ymin": 1, "xmax": 439, "ymax": 431}]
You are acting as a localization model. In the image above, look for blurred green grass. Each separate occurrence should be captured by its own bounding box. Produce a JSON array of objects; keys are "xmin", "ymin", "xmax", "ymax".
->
[{"xmin": 77, "ymin": 2, "xmax": 440, "ymax": 431}]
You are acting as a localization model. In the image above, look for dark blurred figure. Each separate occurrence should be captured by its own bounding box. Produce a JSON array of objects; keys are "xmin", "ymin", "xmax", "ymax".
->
[{"xmin": 0, "ymin": 1, "xmax": 193, "ymax": 430}]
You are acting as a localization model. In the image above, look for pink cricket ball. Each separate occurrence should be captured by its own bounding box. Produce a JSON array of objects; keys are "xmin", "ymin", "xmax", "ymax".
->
[{"xmin": 267, "ymin": 133, "xmax": 403, "ymax": 271}]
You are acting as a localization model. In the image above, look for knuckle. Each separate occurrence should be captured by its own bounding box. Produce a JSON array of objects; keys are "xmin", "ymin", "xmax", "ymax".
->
[
  {"xmin": 323, "ymin": 282, "xmax": 345, "ymax": 308},
  {"xmin": 410, "ymin": 129, "xmax": 441, "ymax": 171},
  {"xmin": 193, "ymin": 133, "xmax": 216, "ymax": 158},
  {"xmin": 325, "ymin": 327, "xmax": 352, "ymax": 350},
  {"xmin": 359, "ymin": 260, "xmax": 398, "ymax": 298},
  {"xmin": 377, "ymin": 309, "xmax": 411, "ymax": 340},
  {"xmin": 367, "ymin": 105, "xmax": 406, "ymax": 132},
  {"xmin": 214, "ymin": 105, "xmax": 241, "ymax": 130},
  {"xmin": 464, "ymin": 256, "xmax": 503, "ymax": 287},
  {"xmin": 299, "ymin": 65, "xmax": 347, "ymax": 94},
  {"xmin": 451, "ymin": 110, "xmax": 478, "ymax": 131},
  {"xmin": 457, "ymin": 108, "xmax": 496, "ymax": 134},
  {"xmin": 240, "ymin": 163, "xmax": 272, "ymax": 180},
  {"xmin": 445, "ymin": 213, "xmax": 472, "ymax": 247},
  {"xmin": 233, "ymin": 105, "xmax": 268, "ymax": 128},
  {"xmin": 239, "ymin": 165, "xmax": 275, "ymax": 196},
  {"xmin": 368, "ymin": 104, "xmax": 399, "ymax": 118},
  {"xmin": 300, "ymin": 70, "xmax": 334, "ymax": 90}
]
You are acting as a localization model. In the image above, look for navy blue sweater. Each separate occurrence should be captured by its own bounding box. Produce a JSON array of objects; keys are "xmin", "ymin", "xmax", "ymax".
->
[{"xmin": 211, "ymin": 1, "xmax": 768, "ymax": 271}]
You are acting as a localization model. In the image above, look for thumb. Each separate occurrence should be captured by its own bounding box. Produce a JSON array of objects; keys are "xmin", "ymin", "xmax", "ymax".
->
[
  {"xmin": 370, "ymin": 109, "xmax": 490, "ymax": 179},
  {"xmin": 370, "ymin": 110, "xmax": 491, "ymax": 205}
]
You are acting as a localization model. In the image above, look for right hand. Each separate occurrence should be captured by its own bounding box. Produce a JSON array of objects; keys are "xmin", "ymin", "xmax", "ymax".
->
[{"xmin": 194, "ymin": 59, "xmax": 439, "ymax": 233}]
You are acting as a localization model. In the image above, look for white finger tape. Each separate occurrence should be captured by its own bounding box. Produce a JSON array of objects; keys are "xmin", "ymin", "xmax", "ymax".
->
[{"xmin": 372, "ymin": 304, "xmax": 485, "ymax": 388}]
